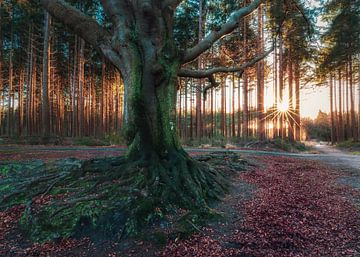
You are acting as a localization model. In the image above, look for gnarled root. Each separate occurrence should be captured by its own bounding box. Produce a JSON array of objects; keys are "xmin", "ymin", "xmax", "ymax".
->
[{"xmin": 0, "ymin": 152, "xmax": 238, "ymax": 242}]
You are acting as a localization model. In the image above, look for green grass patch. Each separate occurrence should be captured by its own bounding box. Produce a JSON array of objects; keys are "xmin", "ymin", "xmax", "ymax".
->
[{"xmin": 337, "ymin": 140, "xmax": 360, "ymax": 149}]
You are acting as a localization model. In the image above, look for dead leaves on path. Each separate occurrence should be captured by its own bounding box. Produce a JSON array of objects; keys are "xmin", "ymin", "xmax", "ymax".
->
[
  {"xmin": 1, "ymin": 155, "xmax": 359, "ymax": 256},
  {"xmin": 162, "ymin": 156, "xmax": 360, "ymax": 257}
]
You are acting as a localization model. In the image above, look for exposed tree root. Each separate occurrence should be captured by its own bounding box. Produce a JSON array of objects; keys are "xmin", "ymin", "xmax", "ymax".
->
[{"xmin": 0, "ymin": 152, "xmax": 245, "ymax": 242}]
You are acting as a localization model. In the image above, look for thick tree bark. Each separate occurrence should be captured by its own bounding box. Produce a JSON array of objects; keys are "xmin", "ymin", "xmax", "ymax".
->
[
  {"xmin": 0, "ymin": 2, "xmax": 3, "ymax": 135},
  {"xmin": 35, "ymin": 0, "xmax": 265, "ymax": 212}
]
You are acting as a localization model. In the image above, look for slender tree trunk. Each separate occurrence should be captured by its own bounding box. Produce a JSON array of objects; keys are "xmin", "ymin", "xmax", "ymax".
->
[
  {"xmin": 288, "ymin": 56, "xmax": 294, "ymax": 141},
  {"xmin": 7, "ymin": 10, "xmax": 14, "ymax": 136},
  {"xmin": 42, "ymin": 11, "xmax": 51, "ymax": 138},
  {"xmin": 345, "ymin": 63, "xmax": 350, "ymax": 139},
  {"xmin": 71, "ymin": 36, "xmax": 78, "ymax": 137},
  {"xmin": 338, "ymin": 69, "xmax": 344, "ymax": 142},
  {"xmin": 279, "ymin": 32, "xmax": 285, "ymax": 139},
  {"xmin": 242, "ymin": 16, "xmax": 249, "ymax": 140},
  {"xmin": 18, "ymin": 70, "xmax": 24, "ymax": 136},
  {"xmin": 273, "ymin": 41, "xmax": 278, "ymax": 138},
  {"xmin": 237, "ymin": 75, "xmax": 241, "ymax": 137},
  {"xmin": 294, "ymin": 62, "xmax": 301, "ymax": 141},
  {"xmin": 0, "ymin": 3, "xmax": 3, "ymax": 135},
  {"xmin": 256, "ymin": 3, "xmax": 265, "ymax": 141},
  {"xmin": 196, "ymin": 0, "xmax": 204, "ymax": 139},
  {"xmin": 349, "ymin": 58, "xmax": 357, "ymax": 141},
  {"xmin": 330, "ymin": 73, "xmax": 336, "ymax": 144},
  {"xmin": 78, "ymin": 38, "xmax": 85, "ymax": 137}
]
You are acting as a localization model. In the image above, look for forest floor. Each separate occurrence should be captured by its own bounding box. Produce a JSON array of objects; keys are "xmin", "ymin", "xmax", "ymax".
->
[{"xmin": 0, "ymin": 145, "xmax": 360, "ymax": 256}]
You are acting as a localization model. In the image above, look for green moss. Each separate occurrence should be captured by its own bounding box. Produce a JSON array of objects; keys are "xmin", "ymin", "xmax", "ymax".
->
[{"xmin": 0, "ymin": 165, "xmax": 11, "ymax": 176}]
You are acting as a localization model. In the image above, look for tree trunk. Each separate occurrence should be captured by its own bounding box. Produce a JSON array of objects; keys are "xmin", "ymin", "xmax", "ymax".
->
[
  {"xmin": 42, "ymin": 11, "xmax": 51, "ymax": 138},
  {"xmin": 256, "ymin": 3, "xmax": 265, "ymax": 141},
  {"xmin": 0, "ymin": 2, "xmax": 3, "ymax": 135},
  {"xmin": 330, "ymin": 74, "xmax": 336, "ymax": 144},
  {"xmin": 279, "ymin": 32, "xmax": 285, "ymax": 139},
  {"xmin": 349, "ymin": 58, "xmax": 357, "ymax": 141},
  {"xmin": 78, "ymin": 38, "xmax": 85, "ymax": 137},
  {"xmin": 294, "ymin": 62, "xmax": 301, "ymax": 141},
  {"xmin": 7, "ymin": 9, "xmax": 14, "ymax": 136},
  {"xmin": 338, "ymin": 69, "xmax": 344, "ymax": 142},
  {"xmin": 288, "ymin": 56, "xmax": 294, "ymax": 141}
]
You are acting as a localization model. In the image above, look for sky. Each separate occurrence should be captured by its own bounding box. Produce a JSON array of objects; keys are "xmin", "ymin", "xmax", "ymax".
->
[{"xmin": 301, "ymin": 86, "xmax": 330, "ymax": 119}]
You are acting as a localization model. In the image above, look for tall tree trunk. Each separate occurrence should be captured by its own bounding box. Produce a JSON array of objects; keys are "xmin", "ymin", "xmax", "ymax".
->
[
  {"xmin": 196, "ymin": 0, "xmax": 204, "ymax": 139},
  {"xmin": 349, "ymin": 58, "xmax": 357, "ymax": 141},
  {"xmin": 0, "ymin": 2, "xmax": 3, "ymax": 135},
  {"xmin": 279, "ymin": 32, "xmax": 285, "ymax": 139},
  {"xmin": 273, "ymin": 40, "xmax": 278, "ymax": 138},
  {"xmin": 78, "ymin": 38, "xmax": 85, "ymax": 137},
  {"xmin": 242, "ymin": 15, "xmax": 249, "ymax": 140},
  {"xmin": 7, "ymin": 9, "xmax": 14, "ymax": 136},
  {"xmin": 345, "ymin": 63, "xmax": 350, "ymax": 139},
  {"xmin": 338, "ymin": 69, "xmax": 344, "ymax": 142},
  {"xmin": 330, "ymin": 73, "xmax": 336, "ymax": 144},
  {"xmin": 18, "ymin": 70, "xmax": 25, "ymax": 136},
  {"xmin": 71, "ymin": 36, "xmax": 78, "ymax": 137},
  {"xmin": 294, "ymin": 62, "xmax": 301, "ymax": 141},
  {"xmin": 41, "ymin": 11, "xmax": 51, "ymax": 138},
  {"xmin": 288, "ymin": 56, "xmax": 294, "ymax": 141},
  {"xmin": 256, "ymin": 3, "xmax": 265, "ymax": 141}
]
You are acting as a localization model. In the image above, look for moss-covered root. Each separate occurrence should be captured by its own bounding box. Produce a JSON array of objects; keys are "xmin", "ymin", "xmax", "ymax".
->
[{"xmin": 1, "ymin": 152, "xmax": 229, "ymax": 242}]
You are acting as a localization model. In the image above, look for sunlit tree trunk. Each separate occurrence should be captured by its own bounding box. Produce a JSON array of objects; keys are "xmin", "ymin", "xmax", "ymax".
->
[
  {"xmin": 345, "ymin": 63, "xmax": 350, "ymax": 139},
  {"xmin": 256, "ymin": 3, "xmax": 265, "ymax": 141},
  {"xmin": 243, "ymin": 16, "xmax": 249, "ymax": 140},
  {"xmin": 41, "ymin": 11, "xmax": 51, "ymax": 138},
  {"xmin": 294, "ymin": 62, "xmax": 301, "ymax": 141},
  {"xmin": 18, "ymin": 70, "xmax": 25, "ymax": 136},
  {"xmin": 78, "ymin": 38, "xmax": 85, "ymax": 137},
  {"xmin": 338, "ymin": 69, "xmax": 344, "ymax": 142},
  {"xmin": 349, "ymin": 58, "xmax": 357, "ymax": 141},
  {"xmin": 71, "ymin": 36, "xmax": 78, "ymax": 137},
  {"xmin": 279, "ymin": 32, "xmax": 285, "ymax": 139},
  {"xmin": 288, "ymin": 55, "xmax": 294, "ymax": 141},
  {"xmin": 330, "ymin": 73, "xmax": 336, "ymax": 144},
  {"xmin": 7, "ymin": 9, "xmax": 14, "ymax": 136}
]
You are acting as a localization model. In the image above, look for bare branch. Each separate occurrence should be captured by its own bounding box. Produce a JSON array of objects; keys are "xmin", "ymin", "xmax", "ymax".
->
[
  {"xmin": 40, "ymin": 0, "xmax": 111, "ymax": 48},
  {"xmin": 178, "ymin": 46, "xmax": 273, "ymax": 97},
  {"xmin": 162, "ymin": 0, "xmax": 183, "ymax": 10},
  {"xmin": 178, "ymin": 46, "xmax": 273, "ymax": 78},
  {"xmin": 182, "ymin": 0, "xmax": 264, "ymax": 64}
]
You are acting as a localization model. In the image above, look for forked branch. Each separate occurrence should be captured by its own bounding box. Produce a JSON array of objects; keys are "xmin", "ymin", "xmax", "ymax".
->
[{"xmin": 182, "ymin": 0, "xmax": 264, "ymax": 64}]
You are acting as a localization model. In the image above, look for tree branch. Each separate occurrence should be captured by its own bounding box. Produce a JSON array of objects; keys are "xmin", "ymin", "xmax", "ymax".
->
[
  {"xmin": 162, "ymin": 0, "xmax": 183, "ymax": 10},
  {"xmin": 178, "ymin": 46, "xmax": 274, "ymax": 97},
  {"xmin": 182, "ymin": 0, "xmax": 264, "ymax": 64},
  {"xmin": 40, "ymin": 0, "xmax": 111, "ymax": 48},
  {"xmin": 178, "ymin": 46, "xmax": 273, "ymax": 78}
]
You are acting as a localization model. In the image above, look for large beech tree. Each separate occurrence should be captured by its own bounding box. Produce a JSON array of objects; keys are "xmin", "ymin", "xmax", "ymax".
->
[
  {"xmin": 39, "ymin": 0, "xmax": 271, "ymax": 198},
  {"xmin": 40, "ymin": 0, "xmax": 270, "ymax": 155},
  {"xmin": 0, "ymin": 0, "xmax": 308, "ymax": 240}
]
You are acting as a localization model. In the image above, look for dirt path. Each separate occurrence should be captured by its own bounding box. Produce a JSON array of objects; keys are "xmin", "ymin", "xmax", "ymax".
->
[
  {"xmin": 1, "ymin": 145, "xmax": 360, "ymax": 256},
  {"xmin": 1, "ymin": 144, "xmax": 359, "ymax": 170},
  {"xmin": 304, "ymin": 143, "xmax": 360, "ymax": 171}
]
